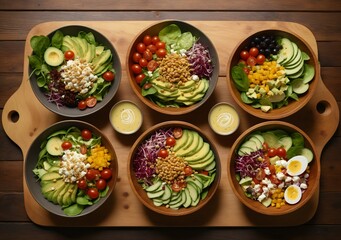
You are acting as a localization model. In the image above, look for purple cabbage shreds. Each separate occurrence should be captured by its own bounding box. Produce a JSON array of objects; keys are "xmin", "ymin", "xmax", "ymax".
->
[
  {"xmin": 186, "ymin": 42, "xmax": 213, "ymax": 79},
  {"xmin": 132, "ymin": 128, "xmax": 174, "ymax": 182},
  {"xmin": 235, "ymin": 150, "xmax": 267, "ymax": 178}
]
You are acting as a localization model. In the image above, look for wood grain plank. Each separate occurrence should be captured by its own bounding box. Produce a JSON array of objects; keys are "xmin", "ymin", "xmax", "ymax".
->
[
  {"xmin": 0, "ymin": 12, "xmax": 340, "ymax": 41},
  {"xmin": 0, "ymin": 0, "xmax": 340, "ymax": 11}
]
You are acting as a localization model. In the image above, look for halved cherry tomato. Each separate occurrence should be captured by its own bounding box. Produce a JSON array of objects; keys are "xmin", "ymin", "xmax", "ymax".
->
[
  {"xmin": 102, "ymin": 71, "xmax": 115, "ymax": 82},
  {"xmin": 87, "ymin": 188, "xmax": 99, "ymax": 199},
  {"xmin": 64, "ymin": 50, "xmax": 75, "ymax": 60},
  {"xmin": 77, "ymin": 179, "xmax": 87, "ymax": 190},
  {"xmin": 199, "ymin": 170, "xmax": 209, "ymax": 176},
  {"xmin": 101, "ymin": 168, "xmax": 112, "ymax": 180},
  {"xmin": 171, "ymin": 181, "xmax": 186, "ymax": 192},
  {"xmin": 262, "ymin": 142, "xmax": 269, "ymax": 152},
  {"xmin": 157, "ymin": 149, "xmax": 169, "ymax": 158},
  {"xmin": 80, "ymin": 144, "xmax": 87, "ymax": 155},
  {"xmin": 143, "ymin": 35, "xmax": 152, "ymax": 46},
  {"xmin": 166, "ymin": 137, "xmax": 176, "ymax": 147},
  {"xmin": 78, "ymin": 100, "xmax": 87, "ymax": 110},
  {"xmin": 85, "ymin": 96, "xmax": 97, "ymax": 108},
  {"xmin": 86, "ymin": 169, "xmax": 100, "ymax": 181},
  {"xmin": 135, "ymin": 73, "xmax": 145, "ymax": 84},
  {"xmin": 143, "ymin": 49, "xmax": 153, "ymax": 61},
  {"xmin": 143, "ymin": 83, "xmax": 153, "ymax": 90},
  {"xmin": 146, "ymin": 44, "xmax": 157, "ymax": 53},
  {"xmin": 81, "ymin": 129, "xmax": 92, "ymax": 140},
  {"xmin": 61, "ymin": 141, "xmax": 72, "ymax": 150},
  {"xmin": 147, "ymin": 60, "xmax": 158, "ymax": 71},
  {"xmin": 255, "ymin": 169, "xmax": 266, "ymax": 181}
]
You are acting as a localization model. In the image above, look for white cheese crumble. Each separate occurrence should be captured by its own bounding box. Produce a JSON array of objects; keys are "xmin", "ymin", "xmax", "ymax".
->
[{"xmin": 59, "ymin": 149, "xmax": 90, "ymax": 183}]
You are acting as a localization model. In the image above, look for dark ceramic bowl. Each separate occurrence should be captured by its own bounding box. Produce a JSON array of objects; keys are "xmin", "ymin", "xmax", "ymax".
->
[
  {"xmin": 127, "ymin": 121, "xmax": 221, "ymax": 216},
  {"xmin": 25, "ymin": 120, "xmax": 118, "ymax": 217},
  {"xmin": 127, "ymin": 20, "xmax": 219, "ymax": 115},
  {"xmin": 29, "ymin": 25, "xmax": 121, "ymax": 117}
]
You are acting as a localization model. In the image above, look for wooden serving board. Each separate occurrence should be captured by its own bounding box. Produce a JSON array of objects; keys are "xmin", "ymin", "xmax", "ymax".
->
[{"xmin": 2, "ymin": 21, "xmax": 339, "ymax": 227}]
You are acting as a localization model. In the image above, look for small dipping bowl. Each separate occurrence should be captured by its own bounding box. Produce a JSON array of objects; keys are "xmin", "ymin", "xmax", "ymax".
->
[
  {"xmin": 208, "ymin": 102, "xmax": 240, "ymax": 135},
  {"xmin": 109, "ymin": 100, "xmax": 143, "ymax": 134}
]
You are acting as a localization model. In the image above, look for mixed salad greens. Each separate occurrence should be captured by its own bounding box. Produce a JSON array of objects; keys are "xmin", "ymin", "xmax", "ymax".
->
[
  {"xmin": 133, "ymin": 127, "xmax": 217, "ymax": 209},
  {"xmin": 29, "ymin": 29, "xmax": 116, "ymax": 110},
  {"xmin": 33, "ymin": 126, "xmax": 114, "ymax": 216},
  {"xmin": 231, "ymin": 34, "xmax": 315, "ymax": 112},
  {"xmin": 234, "ymin": 129, "xmax": 314, "ymax": 208},
  {"xmin": 130, "ymin": 24, "xmax": 214, "ymax": 107}
]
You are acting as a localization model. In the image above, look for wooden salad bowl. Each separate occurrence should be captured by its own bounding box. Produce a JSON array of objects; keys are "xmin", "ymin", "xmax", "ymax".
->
[
  {"xmin": 127, "ymin": 121, "xmax": 221, "ymax": 216},
  {"xmin": 227, "ymin": 121, "xmax": 320, "ymax": 216},
  {"xmin": 126, "ymin": 20, "xmax": 219, "ymax": 115},
  {"xmin": 226, "ymin": 29, "xmax": 320, "ymax": 119}
]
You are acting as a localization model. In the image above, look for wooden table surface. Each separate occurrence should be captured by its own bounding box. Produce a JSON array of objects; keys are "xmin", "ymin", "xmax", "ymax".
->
[{"xmin": 0, "ymin": 1, "xmax": 340, "ymax": 239}]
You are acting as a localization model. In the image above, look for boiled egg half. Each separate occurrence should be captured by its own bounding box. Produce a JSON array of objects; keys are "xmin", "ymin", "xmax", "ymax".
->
[
  {"xmin": 286, "ymin": 155, "xmax": 308, "ymax": 176},
  {"xmin": 284, "ymin": 185, "xmax": 302, "ymax": 204}
]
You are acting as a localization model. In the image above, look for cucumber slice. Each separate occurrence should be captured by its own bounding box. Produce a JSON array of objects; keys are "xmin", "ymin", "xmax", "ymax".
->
[
  {"xmin": 147, "ymin": 190, "xmax": 164, "ymax": 199},
  {"xmin": 292, "ymin": 78, "xmax": 309, "ymax": 94},
  {"xmin": 241, "ymin": 140, "xmax": 259, "ymax": 152},
  {"xmin": 145, "ymin": 180, "xmax": 162, "ymax": 192},
  {"xmin": 302, "ymin": 64, "xmax": 315, "ymax": 84},
  {"xmin": 187, "ymin": 182, "xmax": 199, "ymax": 201},
  {"xmin": 300, "ymin": 148, "xmax": 314, "ymax": 163},
  {"xmin": 278, "ymin": 136, "xmax": 293, "ymax": 151},
  {"xmin": 183, "ymin": 188, "xmax": 192, "ymax": 208},
  {"xmin": 262, "ymin": 132, "xmax": 280, "ymax": 148},
  {"xmin": 238, "ymin": 146, "xmax": 254, "ymax": 156}
]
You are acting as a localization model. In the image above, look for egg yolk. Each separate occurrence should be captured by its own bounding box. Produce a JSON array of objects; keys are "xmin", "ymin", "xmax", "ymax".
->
[
  {"xmin": 287, "ymin": 186, "xmax": 299, "ymax": 200},
  {"xmin": 287, "ymin": 160, "xmax": 302, "ymax": 175}
]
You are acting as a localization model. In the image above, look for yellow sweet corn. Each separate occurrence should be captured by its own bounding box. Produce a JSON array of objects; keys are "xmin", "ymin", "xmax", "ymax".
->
[{"xmin": 86, "ymin": 145, "xmax": 111, "ymax": 171}]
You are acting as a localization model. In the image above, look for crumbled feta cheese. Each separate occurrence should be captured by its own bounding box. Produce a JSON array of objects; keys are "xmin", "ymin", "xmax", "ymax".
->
[
  {"xmin": 300, "ymin": 183, "xmax": 308, "ymax": 189},
  {"xmin": 292, "ymin": 176, "xmax": 300, "ymax": 183},
  {"xmin": 257, "ymin": 193, "xmax": 266, "ymax": 202},
  {"xmin": 59, "ymin": 149, "xmax": 89, "ymax": 183},
  {"xmin": 264, "ymin": 167, "xmax": 271, "ymax": 175},
  {"xmin": 276, "ymin": 172, "xmax": 285, "ymax": 181},
  {"xmin": 192, "ymin": 75, "xmax": 199, "ymax": 81}
]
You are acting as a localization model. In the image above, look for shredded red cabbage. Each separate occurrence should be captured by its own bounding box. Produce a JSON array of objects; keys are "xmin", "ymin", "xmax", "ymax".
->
[
  {"xmin": 133, "ymin": 128, "xmax": 174, "ymax": 183},
  {"xmin": 235, "ymin": 150, "xmax": 267, "ymax": 178},
  {"xmin": 186, "ymin": 41, "xmax": 213, "ymax": 79}
]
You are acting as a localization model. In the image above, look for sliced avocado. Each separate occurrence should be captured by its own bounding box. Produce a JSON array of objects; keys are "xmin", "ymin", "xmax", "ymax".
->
[
  {"xmin": 63, "ymin": 36, "xmax": 79, "ymax": 57},
  {"xmin": 173, "ymin": 129, "xmax": 189, "ymax": 152},
  {"xmin": 184, "ymin": 142, "xmax": 210, "ymax": 161},
  {"xmin": 51, "ymin": 182, "xmax": 66, "ymax": 204},
  {"xmin": 239, "ymin": 176, "xmax": 252, "ymax": 186},
  {"xmin": 95, "ymin": 45, "xmax": 105, "ymax": 56},
  {"xmin": 57, "ymin": 183, "xmax": 70, "ymax": 205},
  {"xmin": 85, "ymin": 43, "xmax": 96, "ymax": 63},
  {"xmin": 261, "ymin": 197, "xmax": 272, "ymax": 207},
  {"xmin": 92, "ymin": 49, "xmax": 111, "ymax": 68},
  {"xmin": 189, "ymin": 154, "xmax": 215, "ymax": 170},
  {"xmin": 46, "ymin": 137, "xmax": 63, "ymax": 156},
  {"xmin": 44, "ymin": 47, "xmax": 64, "ymax": 67},
  {"xmin": 41, "ymin": 172, "xmax": 62, "ymax": 182},
  {"xmin": 71, "ymin": 36, "xmax": 84, "ymax": 58}
]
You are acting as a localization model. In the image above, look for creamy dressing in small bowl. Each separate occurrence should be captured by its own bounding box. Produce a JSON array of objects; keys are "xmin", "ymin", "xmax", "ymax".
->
[
  {"xmin": 208, "ymin": 102, "xmax": 239, "ymax": 135},
  {"xmin": 110, "ymin": 101, "xmax": 143, "ymax": 134}
]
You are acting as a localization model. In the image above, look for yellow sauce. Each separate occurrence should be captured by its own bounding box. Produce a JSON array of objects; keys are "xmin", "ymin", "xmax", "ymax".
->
[
  {"xmin": 209, "ymin": 103, "xmax": 239, "ymax": 135},
  {"xmin": 110, "ymin": 101, "xmax": 142, "ymax": 134}
]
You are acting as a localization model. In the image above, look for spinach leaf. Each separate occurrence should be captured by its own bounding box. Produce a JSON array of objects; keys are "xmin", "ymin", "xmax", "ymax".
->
[
  {"xmin": 30, "ymin": 35, "xmax": 50, "ymax": 58},
  {"xmin": 28, "ymin": 55, "xmax": 43, "ymax": 70},
  {"xmin": 175, "ymin": 32, "xmax": 195, "ymax": 50},
  {"xmin": 51, "ymin": 30, "xmax": 63, "ymax": 49},
  {"xmin": 159, "ymin": 24, "xmax": 182, "ymax": 45},
  {"xmin": 231, "ymin": 65, "xmax": 249, "ymax": 92},
  {"xmin": 240, "ymin": 92, "xmax": 254, "ymax": 104},
  {"xmin": 142, "ymin": 86, "xmax": 157, "ymax": 96}
]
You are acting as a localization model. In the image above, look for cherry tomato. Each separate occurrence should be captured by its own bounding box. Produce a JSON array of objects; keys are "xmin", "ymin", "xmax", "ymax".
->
[
  {"xmin": 139, "ymin": 58, "xmax": 148, "ymax": 67},
  {"xmin": 135, "ymin": 73, "xmax": 145, "ymax": 84},
  {"xmin": 147, "ymin": 60, "xmax": 158, "ymax": 71},
  {"xmin": 156, "ymin": 48, "xmax": 167, "ymax": 58},
  {"xmin": 171, "ymin": 182, "xmax": 182, "ymax": 192},
  {"xmin": 155, "ymin": 41, "xmax": 166, "ymax": 49},
  {"xmin": 96, "ymin": 178, "xmax": 107, "ymax": 190},
  {"xmin": 255, "ymin": 169, "xmax": 266, "ymax": 181},
  {"xmin": 86, "ymin": 169, "xmax": 100, "ymax": 181},
  {"xmin": 101, "ymin": 169, "xmax": 112, "ymax": 180},
  {"xmin": 78, "ymin": 100, "xmax": 87, "ymax": 110},
  {"xmin": 143, "ymin": 49, "xmax": 153, "ymax": 61},
  {"xmin": 143, "ymin": 83, "xmax": 152, "ymax": 90},
  {"xmin": 131, "ymin": 64, "xmax": 142, "ymax": 74},
  {"xmin": 243, "ymin": 67, "xmax": 250, "ymax": 75},
  {"xmin": 81, "ymin": 129, "xmax": 92, "ymax": 140},
  {"xmin": 173, "ymin": 128, "xmax": 183, "ymax": 139},
  {"xmin": 136, "ymin": 43, "xmax": 146, "ymax": 53},
  {"xmin": 199, "ymin": 170, "xmax": 209, "ymax": 176},
  {"xmin": 61, "ymin": 141, "xmax": 72, "ymax": 150},
  {"xmin": 269, "ymin": 174, "xmax": 280, "ymax": 185},
  {"xmin": 64, "ymin": 50, "xmax": 75, "ymax": 60},
  {"xmin": 143, "ymin": 35, "xmax": 152, "ymax": 46},
  {"xmin": 256, "ymin": 54, "xmax": 266, "ymax": 65},
  {"xmin": 132, "ymin": 52, "xmax": 142, "ymax": 63},
  {"xmin": 262, "ymin": 142, "xmax": 269, "ymax": 152},
  {"xmin": 87, "ymin": 188, "xmax": 99, "ymax": 199},
  {"xmin": 80, "ymin": 144, "xmax": 87, "ymax": 155},
  {"xmin": 246, "ymin": 56, "xmax": 257, "ymax": 66},
  {"xmin": 102, "ymin": 71, "xmax": 115, "ymax": 82},
  {"xmin": 184, "ymin": 166, "xmax": 193, "ymax": 176},
  {"xmin": 249, "ymin": 47, "xmax": 259, "ymax": 57},
  {"xmin": 151, "ymin": 36, "xmax": 160, "ymax": 45},
  {"xmin": 166, "ymin": 137, "xmax": 176, "ymax": 147},
  {"xmin": 238, "ymin": 59, "xmax": 246, "ymax": 65},
  {"xmin": 268, "ymin": 147, "xmax": 278, "ymax": 157},
  {"xmin": 276, "ymin": 147, "xmax": 287, "ymax": 158},
  {"xmin": 77, "ymin": 179, "xmax": 87, "ymax": 190},
  {"xmin": 240, "ymin": 50, "xmax": 250, "ymax": 61},
  {"xmin": 157, "ymin": 149, "xmax": 169, "ymax": 158},
  {"xmin": 85, "ymin": 96, "xmax": 97, "ymax": 108},
  {"xmin": 146, "ymin": 44, "xmax": 157, "ymax": 53}
]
